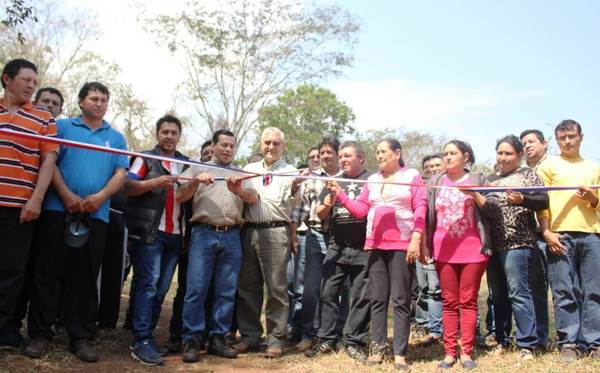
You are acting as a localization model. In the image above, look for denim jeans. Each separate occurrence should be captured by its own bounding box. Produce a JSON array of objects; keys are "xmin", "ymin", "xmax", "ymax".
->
[
  {"xmin": 300, "ymin": 228, "xmax": 328, "ymax": 339},
  {"xmin": 132, "ymin": 231, "xmax": 182, "ymax": 341},
  {"xmin": 529, "ymin": 239, "xmax": 549, "ymax": 346},
  {"xmin": 547, "ymin": 232, "xmax": 600, "ymax": 350},
  {"xmin": 487, "ymin": 247, "xmax": 538, "ymax": 349},
  {"xmin": 416, "ymin": 261, "xmax": 443, "ymax": 337},
  {"xmin": 183, "ymin": 226, "xmax": 242, "ymax": 341},
  {"xmin": 287, "ymin": 233, "xmax": 306, "ymax": 337}
]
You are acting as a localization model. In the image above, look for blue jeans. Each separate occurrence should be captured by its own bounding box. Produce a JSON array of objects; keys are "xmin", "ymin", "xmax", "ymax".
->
[
  {"xmin": 183, "ymin": 226, "xmax": 242, "ymax": 341},
  {"xmin": 487, "ymin": 247, "xmax": 538, "ymax": 349},
  {"xmin": 132, "ymin": 231, "xmax": 182, "ymax": 341},
  {"xmin": 547, "ymin": 232, "xmax": 600, "ymax": 350},
  {"xmin": 300, "ymin": 228, "xmax": 328, "ymax": 339},
  {"xmin": 529, "ymin": 239, "xmax": 549, "ymax": 346},
  {"xmin": 287, "ymin": 233, "xmax": 306, "ymax": 336},
  {"xmin": 416, "ymin": 261, "xmax": 443, "ymax": 337}
]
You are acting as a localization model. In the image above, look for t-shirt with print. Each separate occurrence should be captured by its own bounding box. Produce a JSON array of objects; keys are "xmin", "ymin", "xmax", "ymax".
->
[
  {"xmin": 433, "ymin": 175, "xmax": 487, "ymax": 264},
  {"xmin": 319, "ymin": 170, "xmax": 370, "ymax": 251},
  {"xmin": 128, "ymin": 157, "xmax": 183, "ymax": 234}
]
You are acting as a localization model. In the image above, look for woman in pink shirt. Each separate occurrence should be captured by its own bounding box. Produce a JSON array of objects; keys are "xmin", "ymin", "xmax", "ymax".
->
[
  {"xmin": 424, "ymin": 140, "xmax": 495, "ymax": 370},
  {"xmin": 329, "ymin": 138, "xmax": 426, "ymax": 370}
]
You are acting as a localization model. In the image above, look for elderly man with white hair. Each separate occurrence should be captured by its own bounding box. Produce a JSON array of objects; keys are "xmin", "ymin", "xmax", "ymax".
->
[{"xmin": 233, "ymin": 127, "xmax": 303, "ymax": 358}]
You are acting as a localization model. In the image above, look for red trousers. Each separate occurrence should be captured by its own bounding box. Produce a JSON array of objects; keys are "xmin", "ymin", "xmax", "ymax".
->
[{"xmin": 435, "ymin": 261, "xmax": 488, "ymax": 357}]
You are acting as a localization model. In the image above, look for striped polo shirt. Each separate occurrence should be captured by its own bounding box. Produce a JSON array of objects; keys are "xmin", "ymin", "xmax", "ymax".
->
[{"xmin": 0, "ymin": 99, "xmax": 58, "ymax": 208}]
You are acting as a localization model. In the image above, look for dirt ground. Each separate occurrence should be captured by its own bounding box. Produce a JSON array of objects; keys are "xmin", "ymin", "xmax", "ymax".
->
[{"xmin": 2, "ymin": 281, "xmax": 600, "ymax": 372}]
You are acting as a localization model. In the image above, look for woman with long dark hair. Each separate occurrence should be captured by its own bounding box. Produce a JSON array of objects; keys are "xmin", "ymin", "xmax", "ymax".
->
[
  {"xmin": 424, "ymin": 140, "xmax": 496, "ymax": 369},
  {"xmin": 486, "ymin": 135, "xmax": 548, "ymax": 359}
]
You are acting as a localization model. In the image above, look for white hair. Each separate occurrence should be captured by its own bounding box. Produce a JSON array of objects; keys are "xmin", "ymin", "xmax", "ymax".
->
[{"xmin": 260, "ymin": 126, "xmax": 285, "ymax": 143}]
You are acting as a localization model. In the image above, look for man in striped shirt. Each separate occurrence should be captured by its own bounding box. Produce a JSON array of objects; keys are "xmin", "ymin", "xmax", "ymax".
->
[
  {"xmin": 0, "ymin": 59, "xmax": 57, "ymax": 349},
  {"xmin": 124, "ymin": 114, "xmax": 189, "ymax": 366}
]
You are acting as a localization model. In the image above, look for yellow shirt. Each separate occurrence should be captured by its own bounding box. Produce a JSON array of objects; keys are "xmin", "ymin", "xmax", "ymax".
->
[{"xmin": 537, "ymin": 155, "xmax": 600, "ymax": 233}]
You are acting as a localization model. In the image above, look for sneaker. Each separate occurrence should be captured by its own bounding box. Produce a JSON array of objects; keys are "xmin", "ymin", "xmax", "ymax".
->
[
  {"xmin": 367, "ymin": 341, "xmax": 386, "ymax": 366},
  {"xmin": 345, "ymin": 344, "xmax": 367, "ymax": 363},
  {"xmin": 182, "ymin": 339, "xmax": 201, "ymax": 363},
  {"xmin": 519, "ymin": 348, "xmax": 534, "ymax": 361},
  {"xmin": 208, "ymin": 335, "xmax": 238, "ymax": 358},
  {"xmin": 131, "ymin": 340, "xmax": 163, "ymax": 366},
  {"xmin": 304, "ymin": 340, "xmax": 334, "ymax": 358},
  {"xmin": 0, "ymin": 330, "xmax": 26, "ymax": 350},
  {"xmin": 164, "ymin": 337, "xmax": 182, "ymax": 353},
  {"xmin": 23, "ymin": 337, "xmax": 50, "ymax": 359},
  {"xmin": 149, "ymin": 340, "xmax": 168, "ymax": 356},
  {"xmin": 559, "ymin": 346, "xmax": 579, "ymax": 364},
  {"xmin": 69, "ymin": 339, "xmax": 98, "ymax": 363}
]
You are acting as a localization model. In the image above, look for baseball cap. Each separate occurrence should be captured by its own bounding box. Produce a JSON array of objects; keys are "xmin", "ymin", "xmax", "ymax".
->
[{"xmin": 64, "ymin": 213, "xmax": 91, "ymax": 248}]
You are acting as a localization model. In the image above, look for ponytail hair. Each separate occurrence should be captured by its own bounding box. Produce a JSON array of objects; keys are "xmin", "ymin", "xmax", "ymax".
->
[{"xmin": 381, "ymin": 138, "xmax": 405, "ymax": 167}]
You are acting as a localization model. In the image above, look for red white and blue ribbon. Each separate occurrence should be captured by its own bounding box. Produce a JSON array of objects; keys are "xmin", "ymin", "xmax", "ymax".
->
[{"xmin": 2, "ymin": 128, "xmax": 598, "ymax": 193}]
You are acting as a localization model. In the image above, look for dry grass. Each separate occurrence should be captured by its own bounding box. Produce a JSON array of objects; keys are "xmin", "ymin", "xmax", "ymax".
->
[{"xmin": 1, "ymin": 275, "xmax": 599, "ymax": 372}]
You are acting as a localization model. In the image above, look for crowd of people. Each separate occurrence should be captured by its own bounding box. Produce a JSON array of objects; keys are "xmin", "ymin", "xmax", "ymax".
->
[{"xmin": 1, "ymin": 57, "xmax": 599, "ymax": 370}]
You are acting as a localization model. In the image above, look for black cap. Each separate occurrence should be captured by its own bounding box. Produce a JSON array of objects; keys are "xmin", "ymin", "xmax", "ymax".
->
[{"xmin": 64, "ymin": 213, "xmax": 90, "ymax": 248}]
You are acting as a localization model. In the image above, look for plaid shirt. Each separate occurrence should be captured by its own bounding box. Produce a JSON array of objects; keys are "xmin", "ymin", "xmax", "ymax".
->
[{"xmin": 291, "ymin": 168, "xmax": 339, "ymax": 233}]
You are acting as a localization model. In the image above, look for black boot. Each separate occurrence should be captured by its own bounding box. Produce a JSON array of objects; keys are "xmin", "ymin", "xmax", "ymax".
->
[{"xmin": 208, "ymin": 334, "xmax": 238, "ymax": 358}]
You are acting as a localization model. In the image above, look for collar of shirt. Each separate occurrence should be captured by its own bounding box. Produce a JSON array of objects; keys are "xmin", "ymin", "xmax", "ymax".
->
[
  {"xmin": 71, "ymin": 116, "xmax": 111, "ymax": 132},
  {"xmin": 262, "ymin": 158, "xmax": 286, "ymax": 171},
  {"xmin": 0, "ymin": 98, "xmax": 34, "ymax": 112}
]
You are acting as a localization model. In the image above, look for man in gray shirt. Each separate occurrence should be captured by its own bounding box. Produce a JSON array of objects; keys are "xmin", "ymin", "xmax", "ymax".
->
[
  {"xmin": 234, "ymin": 127, "xmax": 303, "ymax": 358},
  {"xmin": 176, "ymin": 129, "xmax": 258, "ymax": 363}
]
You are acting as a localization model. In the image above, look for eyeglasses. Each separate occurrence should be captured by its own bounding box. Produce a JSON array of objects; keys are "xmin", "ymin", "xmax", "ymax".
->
[{"xmin": 263, "ymin": 140, "xmax": 281, "ymax": 147}]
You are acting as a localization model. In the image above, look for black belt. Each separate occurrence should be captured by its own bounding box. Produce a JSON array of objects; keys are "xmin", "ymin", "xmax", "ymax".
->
[
  {"xmin": 245, "ymin": 221, "xmax": 289, "ymax": 229},
  {"xmin": 192, "ymin": 222, "xmax": 240, "ymax": 232}
]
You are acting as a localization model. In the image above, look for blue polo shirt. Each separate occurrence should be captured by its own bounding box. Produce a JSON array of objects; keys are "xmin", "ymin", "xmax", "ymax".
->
[{"xmin": 44, "ymin": 117, "xmax": 129, "ymax": 223}]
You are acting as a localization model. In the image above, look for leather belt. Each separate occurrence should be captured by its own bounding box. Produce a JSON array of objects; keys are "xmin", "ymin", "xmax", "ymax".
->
[
  {"xmin": 192, "ymin": 222, "xmax": 240, "ymax": 232},
  {"xmin": 245, "ymin": 221, "xmax": 289, "ymax": 229}
]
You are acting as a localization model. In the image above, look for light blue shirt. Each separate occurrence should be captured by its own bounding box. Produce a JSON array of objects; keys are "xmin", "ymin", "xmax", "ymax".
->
[{"xmin": 43, "ymin": 117, "xmax": 129, "ymax": 222}]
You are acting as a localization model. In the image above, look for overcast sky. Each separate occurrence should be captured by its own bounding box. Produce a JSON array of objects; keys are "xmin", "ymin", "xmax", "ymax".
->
[{"xmin": 67, "ymin": 0, "xmax": 600, "ymax": 163}]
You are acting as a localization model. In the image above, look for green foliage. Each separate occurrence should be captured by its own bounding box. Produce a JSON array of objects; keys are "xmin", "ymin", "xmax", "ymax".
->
[
  {"xmin": 1, "ymin": 0, "xmax": 37, "ymax": 43},
  {"xmin": 356, "ymin": 127, "xmax": 448, "ymax": 173},
  {"xmin": 254, "ymin": 84, "xmax": 355, "ymax": 165},
  {"xmin": 144, "ymin": 0, "xmax": 360, "ymax": 147}
]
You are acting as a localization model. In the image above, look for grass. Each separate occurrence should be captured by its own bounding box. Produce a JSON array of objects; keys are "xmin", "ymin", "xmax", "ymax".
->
[{"xmin": 1, "ymin": 274, "xmax": 599, "ymax": 372}]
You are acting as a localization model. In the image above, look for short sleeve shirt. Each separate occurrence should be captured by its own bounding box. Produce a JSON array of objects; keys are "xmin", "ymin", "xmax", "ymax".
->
[
  {"xmin": 319, "ymin": 170, "xmax": 370, "ymax": 265},
  {"xmin": 0, "ymin": 100, "xmax": 59, "ymax": 207},
  {"xmin": 43, "ymin": 117, "xmax": 129, "ymax": 223},
  {"xmin": 180, "ymin": 160, "xmax": 249, "ymax": 226}
]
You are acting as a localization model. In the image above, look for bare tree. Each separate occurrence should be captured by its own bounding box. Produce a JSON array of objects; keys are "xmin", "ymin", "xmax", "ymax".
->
[
  {"xmin": 0, "ymin": 0, "xmax": 153, "ymax": 148},
  {"xmin": 144, "ymin": 0, "xmax": 360, "ymax": 145}
]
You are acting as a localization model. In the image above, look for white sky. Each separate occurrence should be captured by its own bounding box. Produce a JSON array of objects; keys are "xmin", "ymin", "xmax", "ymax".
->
[{"xmin": 59, "ymin": 0, "xmax": 600, "ymax": 163}]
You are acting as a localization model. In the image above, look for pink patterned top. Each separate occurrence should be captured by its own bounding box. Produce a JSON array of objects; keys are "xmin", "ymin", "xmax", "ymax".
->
[
  {"xmin": 433, "ymin": 175, "xmax": 487, "ymax": 263},
  {"xmin": 336, "ymin": 167, "xmax": 427, "ymax": 251}
]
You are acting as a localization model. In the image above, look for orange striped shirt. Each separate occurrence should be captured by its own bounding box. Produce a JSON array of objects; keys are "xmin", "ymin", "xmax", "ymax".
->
[{"xmin": 0, "ymin": 98, "xmax": 59, "ymax": 208}]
